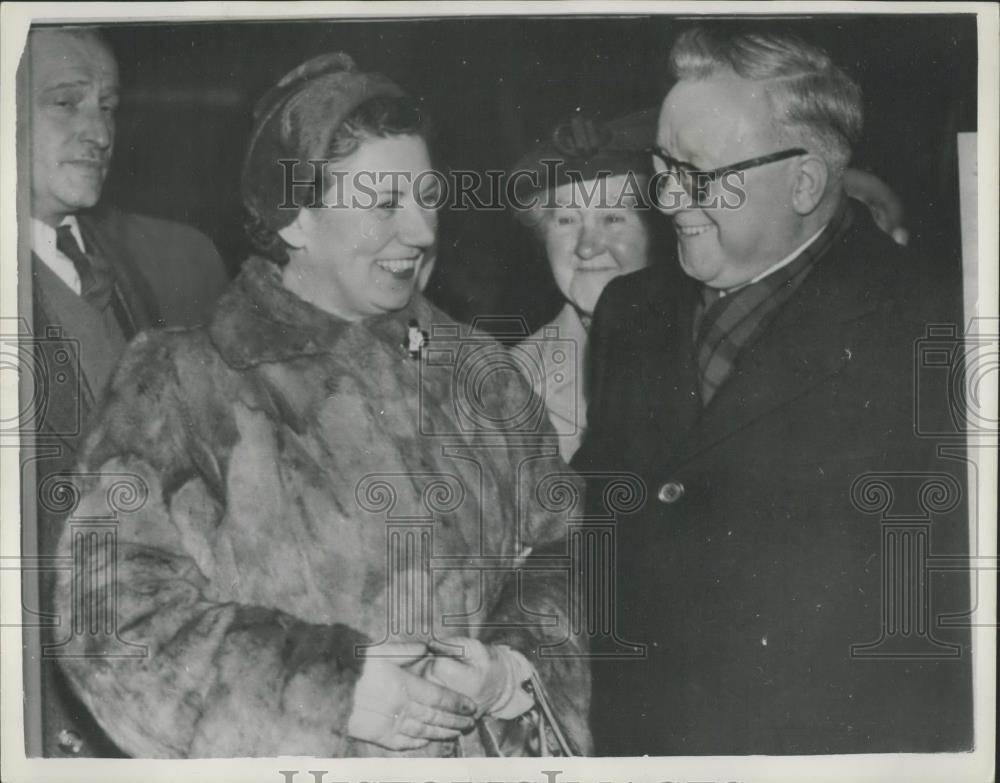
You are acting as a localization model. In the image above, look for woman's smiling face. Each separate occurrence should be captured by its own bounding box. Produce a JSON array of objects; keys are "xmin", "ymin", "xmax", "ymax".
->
[
  {"xmin": 541, "ymin": 174, "xmax": 652, "ymax": 316},
  {"xmin": 280, "ymin": 134, "xmax": 438, "ymax": 320}
]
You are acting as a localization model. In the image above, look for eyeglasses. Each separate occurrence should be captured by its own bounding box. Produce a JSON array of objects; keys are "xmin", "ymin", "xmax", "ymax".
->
[{"xmin": 645, "ymin": 146, "xmax": 808, "ymax": 207}]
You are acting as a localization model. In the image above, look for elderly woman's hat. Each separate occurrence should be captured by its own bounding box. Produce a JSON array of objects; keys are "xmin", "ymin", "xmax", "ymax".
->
[
  {"xmin": 242, "ymin": 52, "xmax": 405, "ymax": 233},
  {"xmin": 512, "ymin": 107, "xmax": 657, "ymax": 204}
]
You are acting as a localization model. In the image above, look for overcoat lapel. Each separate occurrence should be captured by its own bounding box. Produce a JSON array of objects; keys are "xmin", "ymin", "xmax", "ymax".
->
[
  {"xmin": 669, "ymin": 218, "xmax": 886, "ymax": 468},
  {"xmin": 637, "ymin": 264, "xmax": 702, "ymax": 466},
  {"xmin": 78, "ymin": 209, "xmax": 161, "ymax": 332}
]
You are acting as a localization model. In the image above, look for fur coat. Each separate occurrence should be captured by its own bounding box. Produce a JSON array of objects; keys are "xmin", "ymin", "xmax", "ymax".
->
[{"xmin": 54, "ymin": 257, "xmax": 591, "ymax": 758}]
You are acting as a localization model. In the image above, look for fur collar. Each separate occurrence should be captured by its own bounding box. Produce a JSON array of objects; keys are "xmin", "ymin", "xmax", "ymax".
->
[{"xmin": 209, "ymin": 256, "xmax": 435, "ymax": 369}]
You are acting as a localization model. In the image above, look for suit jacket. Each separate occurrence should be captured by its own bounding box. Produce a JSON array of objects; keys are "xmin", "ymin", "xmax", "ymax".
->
[
  {"xmin": 576, "ymin": 207, "xmax": 973, "ymax": 755},
  {"xmin": 24, "ymin": 205, "xmax": 229, "ymax": 758}
]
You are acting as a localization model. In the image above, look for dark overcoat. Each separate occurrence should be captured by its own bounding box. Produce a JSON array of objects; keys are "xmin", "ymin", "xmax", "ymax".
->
[{"xmin": 575, "ymin": 206, "xmax": 973, "ymax": 755}]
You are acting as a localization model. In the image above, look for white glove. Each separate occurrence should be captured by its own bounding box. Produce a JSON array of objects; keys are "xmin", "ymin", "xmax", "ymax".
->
[
  {"xmin": 425, "ymin": 637, "xmax": 534, "ymax": 719},
  {"xmin": 347, "ymin": 642, "xmax": 477, "ymax": 751}
]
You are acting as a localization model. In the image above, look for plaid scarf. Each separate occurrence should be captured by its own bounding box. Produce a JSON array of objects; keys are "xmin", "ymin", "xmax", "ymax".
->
[{"xmin": 693, "ymin": 199, "xmax": 853, "ymax": 406}]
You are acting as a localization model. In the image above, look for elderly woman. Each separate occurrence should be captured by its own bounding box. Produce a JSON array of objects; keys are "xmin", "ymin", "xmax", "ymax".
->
[
  {"xmin": 514, "ymin": 112, "xmax": 664, "ymax": 462},
  {"xmin": 54, "ymin": 54, "xmax": 588, "ymax": 758},
  {"xmin": 516, "ymin": 112, "xmax": 908, "ymax": 463}
]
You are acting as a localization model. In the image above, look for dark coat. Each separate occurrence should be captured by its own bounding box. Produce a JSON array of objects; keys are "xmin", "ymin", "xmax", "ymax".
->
[
  {"xmin": 28, "ymin": 205, "xmax": 229, "ymax": 500},
  {"xmin": 24, "ymin": 205, "xmax": 229, "ymax": 758},
  {"xmin": 575, "ymin": 206, "xmax": 973, "ymax": 755},
  {"xmin": 52, "ymin": 258, "xmax": 591, "ymax": 758}
]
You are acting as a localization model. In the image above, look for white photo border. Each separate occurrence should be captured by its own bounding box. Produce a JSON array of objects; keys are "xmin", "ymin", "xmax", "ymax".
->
[{"xmin": 1, "ymin": 3, "xmax": 996, "ymax": 782}]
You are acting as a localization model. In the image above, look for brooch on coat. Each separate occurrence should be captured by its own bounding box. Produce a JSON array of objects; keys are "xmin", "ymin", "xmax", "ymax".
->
[{"xmin": 404, "ymin": 319, "xmax": 429, "ymax": 359}]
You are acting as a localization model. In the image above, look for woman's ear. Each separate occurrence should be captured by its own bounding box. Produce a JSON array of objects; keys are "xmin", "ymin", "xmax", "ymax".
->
[
  {"xmin": 277, "ymin": 211, "xmax": 308, "ymax": 250},
  {"xmin": 791, "ymin": 155, "xmax": 829, "ymax": 215}
]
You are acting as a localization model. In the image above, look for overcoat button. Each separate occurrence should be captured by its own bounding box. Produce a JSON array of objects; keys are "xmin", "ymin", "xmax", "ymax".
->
[{"xmin": 657, "ymin": 480, "xmax": 685, "ymax": 504}]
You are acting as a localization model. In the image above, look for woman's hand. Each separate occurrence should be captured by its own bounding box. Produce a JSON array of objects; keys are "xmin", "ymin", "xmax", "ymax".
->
[
  {"xmin": 347, "ymin": 642, "xmax": 477, "ymax": 751},
  {"xmin": 843, "ymin": 169, "xmax": 909, "ymax": 246},
  {"xmin": 425, "ymin": 638, "xmax": 534, "ymax": 719}
]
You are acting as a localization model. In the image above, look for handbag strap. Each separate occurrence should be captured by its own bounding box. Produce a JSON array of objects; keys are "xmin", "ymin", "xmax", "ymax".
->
[
  {"xmin": 459, "ymin": 669, "xmax": 578, "ymax": 757},
  {"xmin": 525, "ymin": 670, "xmax": 576, "ymax": 756}
]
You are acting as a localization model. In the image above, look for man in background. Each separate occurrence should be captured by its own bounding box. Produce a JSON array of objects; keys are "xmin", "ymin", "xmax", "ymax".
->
[{"xmin": 21, "ymin": 26, "xmax": 229, "ymax": 756}]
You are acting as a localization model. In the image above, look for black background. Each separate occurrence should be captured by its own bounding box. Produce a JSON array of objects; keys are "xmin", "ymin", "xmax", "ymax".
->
[{"xmin": 91, "ymin": 14, "xmax": 978, "ymax": 329}]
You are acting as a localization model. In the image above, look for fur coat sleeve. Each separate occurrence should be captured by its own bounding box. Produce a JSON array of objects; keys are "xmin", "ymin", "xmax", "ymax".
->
[{"xmin": 54, "ymin": 330, "xmax": 370, "ymax": 758}]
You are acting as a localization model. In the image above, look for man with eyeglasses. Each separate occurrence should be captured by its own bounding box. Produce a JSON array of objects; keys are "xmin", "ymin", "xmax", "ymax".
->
[{"xmin": 575, "ymin": 25, "xmax": 972, "ymax": 755}]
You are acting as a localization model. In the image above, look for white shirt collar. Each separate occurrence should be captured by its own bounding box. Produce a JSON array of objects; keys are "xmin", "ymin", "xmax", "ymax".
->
[
  {"xmin": 31, "ymin": 216, "xmax": 87, "ymax": 295},
  {"xmin": 717, "ymin": 223, "xmax": 828, "ymax": 298}
]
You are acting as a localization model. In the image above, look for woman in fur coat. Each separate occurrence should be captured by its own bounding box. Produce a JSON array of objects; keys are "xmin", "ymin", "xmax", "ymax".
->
[{"xmin": 54, "ymin": 53, "xmax": 590, "ymax": 759}]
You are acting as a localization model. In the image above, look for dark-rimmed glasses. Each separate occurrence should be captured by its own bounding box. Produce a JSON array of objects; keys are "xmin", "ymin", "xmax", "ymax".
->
[{"xmin": 646, "ymin": 146, "xmax": 808, "ymax": 207}]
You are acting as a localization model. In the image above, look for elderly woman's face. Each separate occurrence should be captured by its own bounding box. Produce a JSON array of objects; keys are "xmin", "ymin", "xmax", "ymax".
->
[
  {"xmin": 541, "ymin": 174, "xmax": 651, "ymax": 316},
  {"xmin": 280, "ymin": 134, "xmax": 437, "ymax": 320}
]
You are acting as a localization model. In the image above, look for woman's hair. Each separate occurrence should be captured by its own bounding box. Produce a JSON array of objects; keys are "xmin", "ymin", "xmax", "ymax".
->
[
  {"xmin": 245, "ymin": 94, "xmax": 430, "ymax": 265},
  {"xmin": 241, "ymin": 53, "xmax": 430, "ymax": 267},
  {"xmin": 669, "ymin": 25, "xmax": 863, "ymax": 177}
]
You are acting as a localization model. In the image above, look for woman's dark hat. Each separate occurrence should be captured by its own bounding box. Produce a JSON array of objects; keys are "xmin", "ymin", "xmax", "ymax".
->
[
  {"xmin": 242, "ymin": 52, "xmax": 405, "ymax": 233},
  {"xmin": 512, "ymin": 107, "xmax": 658, "ymax": 203}
]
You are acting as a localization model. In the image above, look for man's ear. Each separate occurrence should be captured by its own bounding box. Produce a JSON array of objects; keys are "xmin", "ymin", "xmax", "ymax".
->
[
  {"xmin": 277, "ymin": 211, "xmax": 308, "ymax": 250},
  {"xmin": 791, "ymin": 155, "xmax": 828, "ymax": 215}
]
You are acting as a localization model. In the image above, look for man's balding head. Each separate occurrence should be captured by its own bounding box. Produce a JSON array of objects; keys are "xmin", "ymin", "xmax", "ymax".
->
[
  {"xmin": 27, "ymin": 27, "xmax": 119, "ymax": 226},
  {"xmin": 655, "ymin": 27, "xmax": 862, "ymax": 289}
]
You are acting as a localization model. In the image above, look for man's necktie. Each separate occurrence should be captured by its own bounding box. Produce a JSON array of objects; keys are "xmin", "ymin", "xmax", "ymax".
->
[
  {"xmin": 693, "ymin": 286, "xmax": 728, "ymax": 405},
  {"xmin": 55, "ymin": 225, "xmax": 97, "ymax": 294},
  {"xmin": 54, "ymin": 224, "xmax": 136, "ymax": 340},
  {"xmin": 693, "ymin": 285, "xmax": 723, "ymax": 346}
]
